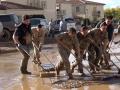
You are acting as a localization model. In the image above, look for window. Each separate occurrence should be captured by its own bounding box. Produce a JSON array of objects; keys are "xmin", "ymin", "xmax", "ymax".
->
[
  {"xmin": 30, "ymin": 19, "xmax": 40, "ymax": 26},
  {"xmin": 97, "ymin": 11, "xmax": 101, "ymax": 17},
  {"xmin": 40, "ymin": 1, "xmax": 47, "ymax": 9},
  {"xmin": 0, "ymin": 15, "xmax": 11, "ymax": 22},
  {"xmin": 93, "ymin": 7, "xmax": 97, "ymax": 11},
  {"xmin": 92, "ymin": 7, "xmax": 97, "ymax": 16},
  {"xmin": 62, "ymin": 10, "xmax": 66, "ymax": 16},
  {"xmin": 76, "ymin": 6, "xmax": 80, "ymax": 13}
]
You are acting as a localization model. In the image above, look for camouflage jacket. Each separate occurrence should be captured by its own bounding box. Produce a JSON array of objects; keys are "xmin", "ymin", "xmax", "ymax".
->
[
  {"xmin": 56, "ymin": 32, "xmax": 80, "ymax": 54},
  {"xmin": 32, "ymin": 27, "xmax": 45, "ymax": 47},
  {"xmin": 88, "ymin": 28, "xmax": 109, "ymax": 50},
  {"xmin": 77, "ymin": 32, "xmax": 91, "ymax": 50}
]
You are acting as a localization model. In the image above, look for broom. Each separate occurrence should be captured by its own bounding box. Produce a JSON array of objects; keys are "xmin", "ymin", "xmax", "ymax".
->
[{"xmin": 32, "ymin": 43, "xmax": 56, "ymax": 78}]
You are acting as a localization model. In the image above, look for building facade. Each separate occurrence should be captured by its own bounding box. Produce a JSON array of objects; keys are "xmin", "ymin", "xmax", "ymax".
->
[
  {"xmin": 6, "ymin": 0, "xmax": 104, "ymax": 21},
  {"xmin": 6, "ymin": 0, "xmax": 57, "ymax": 20},
  {"xmin": 57, "ymin": 0, "xmax": 105, "ymax": 21}
]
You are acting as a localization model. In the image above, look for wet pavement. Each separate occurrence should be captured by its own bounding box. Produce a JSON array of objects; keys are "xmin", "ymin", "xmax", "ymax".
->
[{"xmin": 0, "ymin": 42, "xmax": 120, "ymax": 90}]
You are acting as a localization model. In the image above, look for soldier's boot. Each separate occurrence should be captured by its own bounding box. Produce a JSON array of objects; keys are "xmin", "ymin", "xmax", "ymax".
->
[
  {"xmin": 68, "ymin": 73, "xmax": 73, "ymax": 79},
  {"xmin": 56, "ymin": 67, "xmax": 60, "ymax": 76},
  {"xmin": 89, "ymin": 62, "xmax": 96, "ymax": 73},
  {"xmin": 99, "ymin": 57, "xmax": 104, "ymax": 68},
  {"xmin": 21, "ymin": 56, "xmax": 31, "ymax": 75},
  {"xmin": 90, "ymin": 65, "xmax": 96, "ymax": 73},
  {"xmin": 94, "ymin": 63, "xmax": 100, "ymax": 71},
  {"xmin": 55, "ymin": 61, "xmax": 64, "ymax": 76},
  {"xmin": 78, "ymin": 65, "xmax": 86, "ymax": 76},
  {"xmin": 105, "ymin": 53, "xmax": 111, "ymax": 70},
  {"xmin": 94, "ymin": 58, "xmax": 101, "ymax": 71},
  {"xmin": 104, "ymin": 59, "xmax": 111, "ymax": 70},
  {"xmin": 20, "ymin": 67, "xmax": 31, "ymax": 75}
]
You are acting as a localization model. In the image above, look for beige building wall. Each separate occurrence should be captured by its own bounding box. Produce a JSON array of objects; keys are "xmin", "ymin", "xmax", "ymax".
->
[
  {"xmin": 86, "ymin": 4, "xmax": 104, "ymax": 21},
  {"xmin": 58, "ymin": 3, "xmax": 104, "ymax": 21},
  {"xmin": 0, "ymin": 9, "xmax": 43, "ymax": 17},
  {"xmin": 6, "ymin": 0, "xmax": 57, "ymax": 21},
  {"xmin": 43, "ymin": 0, "xmax": 56, "ymax": 21},
  {"xmin": 72, "ymin": 4, "xmax": 85, "ymax": 17},
  {"xmin": 61, "ymin": 3, "xmax": 73, "ymax": 18},
  {"xmin": 6, "ymin": 0, "xmax": 28, "ymax": 5}
]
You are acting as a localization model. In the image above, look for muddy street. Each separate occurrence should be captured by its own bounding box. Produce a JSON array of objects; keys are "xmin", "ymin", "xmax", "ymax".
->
[{"xmin": 0, "ymin": 43, "xmax": 120, "ymax": 90}]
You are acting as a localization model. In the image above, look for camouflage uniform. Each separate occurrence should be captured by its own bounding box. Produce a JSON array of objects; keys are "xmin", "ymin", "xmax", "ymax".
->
[
  {"xmin": 32, "ymin": 28, "xmax": 45, "ymax": 63},
  {"xmin": 88, "ymin": 28, "xmax": 109, "ymax": 71},
  {"xmin": 72, "ymin": 31, "xmax": 99, "ymax": 73},
  {"xmin": 55, "ymin": 32, "xmax": 80, "ymax": 76},
  {"xmin": 72, "ymin": 32, "xmax": 91, "ymax": 73}
]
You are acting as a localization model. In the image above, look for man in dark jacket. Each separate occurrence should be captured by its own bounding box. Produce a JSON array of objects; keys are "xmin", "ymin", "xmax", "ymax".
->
[
  {"xmin": 105, "ymin": 16, "xmax": 114, "ymax": 42},
  {"xmin": 13, "ymin": 15, "xmax": 32, "ymax": 75},
  {"xmin": 96, "ymin": 16, "xmax": 114, "ymax": 42}
]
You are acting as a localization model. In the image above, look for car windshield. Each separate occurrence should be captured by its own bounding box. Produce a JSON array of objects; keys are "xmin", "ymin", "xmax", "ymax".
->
[
  {"xmin": 65, "ymin": 18, "xmax": 75, "ymax": 23},
  {"xmin": 41, "ymin": 19, "xmax": 49, "ymax": 25},
  {"xmin": 12, "ymin": 14, "xmax": 19, "ymax": 24},
  {"xmin": 30, "ymin": 19, "xmax": 40, "ymax": 26},
  {"xmin": 0, "ymin": 15, "xmax": 11, "ymax": 22}
]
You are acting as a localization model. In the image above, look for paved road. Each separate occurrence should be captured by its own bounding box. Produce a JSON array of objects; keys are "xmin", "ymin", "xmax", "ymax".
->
[{"xmin": 0, "ymin": 44, "xmax": 120, "ymax": 90}]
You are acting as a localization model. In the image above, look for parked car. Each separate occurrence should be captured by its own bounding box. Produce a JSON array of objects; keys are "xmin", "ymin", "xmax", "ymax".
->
[
  {"xmin": 50, "ymin": 20, "xmax": 61, "ymax": 33},
  {"xmin": 0, "ymin": 22, "xmax": 3, "ymax": 38},
  {"xmin": 0, "ymin": 14, "xmax": 19, "ymax": 41},
  {"xmin": 60, "ymin": 18, "xmax": 76, "ymax": 32},
  {"xmin": 29, "ymin": 14, "xmax": 45, "ymax": 19},
  {"xmin": 48, "ymin": 20, "xmax": 61, "ymax": 37},
  {"xmin": 30, "ymin": 18, "xmax": 49, "ymax": 35}
]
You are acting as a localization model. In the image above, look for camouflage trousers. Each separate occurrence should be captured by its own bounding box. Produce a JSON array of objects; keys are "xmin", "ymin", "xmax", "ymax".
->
[
  {"xmin": 56, "ymin": 46, "xmax": 83, "ymax": 75},
  {"xmin": 56, "ymin": 46, "xmax": 71, "ymax": 75},
  {"xmin": 33, "ymin": 43, "xmax": 41, "ymax": 62},
  {"xmin": 71, "ymin": 50, "xmax": 84, "ymax": 73},
  {"xmin": 100, "ymin": 50, "xmax": 110, "ymax": 68},
  {"xmin": 88, "ymin": 44, "xmax": 102, "ymax": 71}
]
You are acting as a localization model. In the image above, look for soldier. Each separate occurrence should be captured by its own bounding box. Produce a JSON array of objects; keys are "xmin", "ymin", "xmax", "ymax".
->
[
  {"xmin": 32, "ymin": 24, "xmax": 45, "ymax": 65},
  {"xmin": 13, "ymin": 15, "xmax": 32, "ymax": 75},
  {"xmin": 88, "ymin": 22, "xmax": 109, "ymax": 72},
  {"xmin": 96, "ymin": 16, "xmax": 114, "ymax": 42},
  {"xmin": 71, "ymin": 26, "xmax": 90, "ymax": 76},
  {"xmin": 72, "ymin": 26, "xmax": 100, "ymax": 74},
  {"xmin": 55, "ymin": 28, "xmax": 80, "ymax": 79},
  {"xmin": 105, "ymin": 16, "xmax": 114, "ymax": 42}
]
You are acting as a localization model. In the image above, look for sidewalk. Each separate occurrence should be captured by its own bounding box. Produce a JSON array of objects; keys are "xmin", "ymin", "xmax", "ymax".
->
[{"xmin": 0, "ymin": 42, "xmax": 17, "ymax": 54}]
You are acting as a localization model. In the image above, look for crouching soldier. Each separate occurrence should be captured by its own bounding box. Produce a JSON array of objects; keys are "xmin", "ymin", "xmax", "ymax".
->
[
  {"xmin": 32, "ymin": 24, "xmax": 45, "ymax": 65},
  {"xmin": 88, "ymin": 22, "xmax": 109, "ymax": 72},
  {"xmin": 72, "ymin": 26, "xmax": 99, "ymax": 76},
  {"xmin": 98, "ymin": 22, "xmax": 110, "ymax": 69},
  {"xmin": 55, "ymin": 28, "xmax": 80, "ymax": 79},
  {"xmin": 71, "ymin": 26, "xmax": 90, "ymax": 76}
]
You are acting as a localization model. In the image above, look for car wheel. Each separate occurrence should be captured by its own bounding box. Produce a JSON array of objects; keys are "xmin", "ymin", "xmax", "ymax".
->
[{"xmin": 1, "ymin": 29, "xmax": 11, "ymax": 41}]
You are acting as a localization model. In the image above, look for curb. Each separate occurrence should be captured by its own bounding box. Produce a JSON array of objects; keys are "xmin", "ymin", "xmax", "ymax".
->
[{"xmin": 0, "ymin": 49, "xmax": 18, "ymax": 54}]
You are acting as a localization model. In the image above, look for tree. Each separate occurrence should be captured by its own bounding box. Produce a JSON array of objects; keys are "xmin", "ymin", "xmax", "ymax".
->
[{"xmin": 104, "ymin": 7, "xmax": 120, "ymax": 20}]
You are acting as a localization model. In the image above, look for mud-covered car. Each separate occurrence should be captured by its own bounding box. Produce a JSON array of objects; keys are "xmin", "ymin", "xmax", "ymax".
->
[
  {"xmin": 0, "ymin": 14, "xmax": 19, "ymax": 41},
  {"xmin": 0, "ymin": 22, "xmax": 3, "ymax": 38}
]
